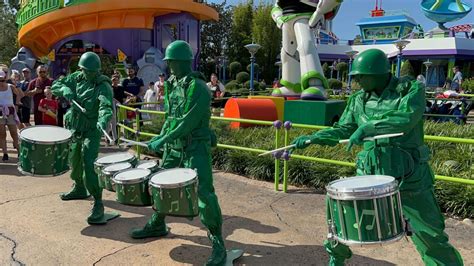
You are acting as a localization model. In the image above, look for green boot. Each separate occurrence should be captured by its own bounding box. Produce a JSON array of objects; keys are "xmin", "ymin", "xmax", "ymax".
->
[
  {"xmin": 130, "ymin": 213, "xmax": 168, "ymax": 239},
  {"xmin": 87, "ymin": 200, "xmax": 105, "ymax": 224},
  {"xmin": 60, "ymin": 184, "xmax": 90, "ymax": 201},
  {"xmin": 329, "ymin": 256, "xmax": 346, "ymax": 266},
  {"xmin": 206, "ymin": 233, "xmax": 227, "ymax": 266}
]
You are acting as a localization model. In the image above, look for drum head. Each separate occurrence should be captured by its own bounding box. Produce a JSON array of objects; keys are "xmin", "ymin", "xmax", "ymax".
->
[
  {"xmin": 150, "ymin": 168, "xmax": 197, "ymax": 188},
  {"xmin": 327, "ymin": 175, "xmax": 398, "ymax": 199},
  {"xmin": 103, "ymin": 162, "xmax": 132, "ymax": 173},
  {"xmin": 20, "ymin": 126, "xmax": 72, "ymax": 143},
  {"xmin": 137, "ymin": 161, "xmax": 158, "ymax": 170},
  {"xmin": 113, "ymin": 168, "xmax": 151, "ymax": 184},
  {"xmin": 96, "ymin": 153, "xmax": 135, "ymax": 165}
]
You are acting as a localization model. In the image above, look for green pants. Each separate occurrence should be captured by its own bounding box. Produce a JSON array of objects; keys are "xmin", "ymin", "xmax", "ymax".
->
[
  {"xmin": 324, "ymin": 165, "xmax": 463, "ymax": 266},
  {"xmin": 69, "ymin": 130, "xmax": 102, "ymax": 198},
  {"xmin": 149, "ymin": 141, "xmax": 223, "ymax": 236}
]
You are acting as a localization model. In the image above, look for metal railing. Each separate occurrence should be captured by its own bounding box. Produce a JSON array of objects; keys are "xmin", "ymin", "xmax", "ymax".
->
[{"xmin": 116, "ymin": 103, "xmax": 474, "ymax": 192}]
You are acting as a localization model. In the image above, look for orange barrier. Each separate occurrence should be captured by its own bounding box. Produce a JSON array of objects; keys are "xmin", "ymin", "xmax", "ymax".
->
[
  {"xmin": 224, "ymin": 98, "xmax": 278, "ymax": 128},
  {"xmin": 248, "ymin": 96, "xmax": 285, "ymax": 121}
]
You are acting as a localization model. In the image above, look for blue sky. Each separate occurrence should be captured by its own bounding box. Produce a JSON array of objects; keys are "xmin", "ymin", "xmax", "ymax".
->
[{"xmin": 208, "ymin": 0, "xmax": 474, "ymax": 39}]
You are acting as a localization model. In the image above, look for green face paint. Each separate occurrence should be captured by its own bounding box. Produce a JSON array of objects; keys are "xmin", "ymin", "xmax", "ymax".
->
[
  {"xmin": 167, "ymin": 60, "xmax": 192, "ymax": 79},
  {"xmin": 82, "ymin": 69, "xmax": 99, "ymax": 82}
]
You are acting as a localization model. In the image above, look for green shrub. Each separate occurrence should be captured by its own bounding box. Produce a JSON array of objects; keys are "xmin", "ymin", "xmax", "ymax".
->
[
  {"xmin": 138, "ymin": 118, "xmax": 474, "ymax": 218},
  {"xmin": 243, "ymin": 80, "xmax": 261, "ymax": 90},
  {"xmin": 328, "ymin": 78, "xmax": 343, "ymax": 90},
  {"xmin": 400, "ymin": 60, "xmax": 415, "ymax": 78},
  {"xmin": 229, "ymin": 61, "xmax": 242, "ymax": 79},
  {"xmin": 236, "ymin": 72, "xmax": 250, "ymax": 84},
  {"xmin": 224, "ymin": 80, "xmax": 240, "ymax": 93}
]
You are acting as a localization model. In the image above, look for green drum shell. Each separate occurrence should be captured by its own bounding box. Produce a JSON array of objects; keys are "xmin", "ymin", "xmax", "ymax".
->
[
  {"xmin": 100, "ymin": 163, "xmax": 132, "ymax": 192},
  {"xmin": 326, "ymin": 176, "xmax": 405, "ymax": 246},
  {"xmin": 18, "ymin": 134, "xmax": 71, "ymax": 177},
  {"xmin": 150, "ymin": 179, "xmax": 199, "ymax": 217},
  {"xmin": 94, "ymin": 154, "xmax": 138, "ymax": 176},
  {"xmin": 113, "ymin": 169, "xmax": 151, "ymax": 206}
]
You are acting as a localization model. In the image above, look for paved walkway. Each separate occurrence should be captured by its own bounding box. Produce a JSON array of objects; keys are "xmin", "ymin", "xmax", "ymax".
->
[{"xmin": 1, "ymin": 137, "xmax": 473, "ymax": 265}]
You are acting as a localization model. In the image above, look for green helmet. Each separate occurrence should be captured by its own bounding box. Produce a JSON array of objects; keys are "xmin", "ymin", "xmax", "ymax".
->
[
  {"xmin": 164, "ymin": 40, "xmax": 194, "ymax": 61},
  {"xmin": 78, "ymin": 52, "xmax": 101, "ymax": 71},
  {"xmin": 349, "ymin": 49, "xmax": 390, "ymax": 76}
]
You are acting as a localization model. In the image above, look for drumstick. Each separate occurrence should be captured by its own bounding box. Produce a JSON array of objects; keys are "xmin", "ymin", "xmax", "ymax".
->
[
  {"xmin": 119, "ymin": 137, "xmax": 149, "ymax": 148},
  {"xmin": 338, "ymin": 133, "xmax": 404, "ymax": 144},
  {"xmin": 72, "ymin": 100, "xmax": 86, "ymax": 113},
  {"xmin": 258, "ymin": 140, "xmax": 311, "ymax": 157},
  {"xmin": 101, "ymin": 129, "xmax": 114, "ymax": 143}
]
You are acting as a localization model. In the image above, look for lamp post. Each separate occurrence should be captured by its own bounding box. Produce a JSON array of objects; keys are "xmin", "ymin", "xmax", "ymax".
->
[
  {"xmin": 329, "ymin": 65, "xmax": 334, "ymax": 79},
  {"xmin": 244, "ymin": 43, "xmax": 261, "ymax": 94},
  {"xmin": 423, "ymin": 59, "xmax": 433, "ymax": 87},
  {"xmin": 394, "ymin": 39, "xmax": 410, "ymax": 78},
  {"xmin": 345, "ymin": 50, "xmax": 359, "ymax": 91}
]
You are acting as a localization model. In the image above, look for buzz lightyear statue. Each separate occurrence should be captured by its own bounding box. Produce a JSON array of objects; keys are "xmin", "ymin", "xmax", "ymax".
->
[{"xmin": 271, "ymin": 0, "xmax": 343, "ymax": 100}]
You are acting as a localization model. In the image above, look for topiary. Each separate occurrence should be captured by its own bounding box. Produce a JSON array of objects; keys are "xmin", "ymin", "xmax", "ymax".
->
[
  {"xmin": 328, "ymin": 78, "xmax": 343, "ymax": 90},
  {"xmin": 229, "ymin": 61, "xmax": 242, "ymax": 79},
  {"xmin": 224, "ymin": 80, "xmax": 240, "ymax": 93},
  {"xmin": 400, "ymin": 60, "xmax": 415, "ymax": 78},
  {"xmin": 236, "ymin": 71, "xmax": 250, "ymax": 84},
  {"xmin": 244, "ymin": 80, "xmax": 260, "ymax": 91}
]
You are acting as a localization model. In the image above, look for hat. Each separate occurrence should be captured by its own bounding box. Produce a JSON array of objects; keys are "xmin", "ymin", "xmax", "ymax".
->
[
  {"xmin": 22, "ymin": 68, "xmax": 31, "ymax": 72},
  {"xmin": 0, "ymin": 70, "xmax": 6, "ymax": 79},
  {"xmin": 159, "ymin": 73, "xmax": 165, "ymax": 77}
]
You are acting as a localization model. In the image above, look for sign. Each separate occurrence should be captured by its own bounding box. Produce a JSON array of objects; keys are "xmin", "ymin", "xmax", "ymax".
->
[
  {"xmin": 117, "ymin": 49, "xmax": 127, "ymax": 62},
  {"xmin": 47, "ymin": 49, "xmax": 55, "ymax": 62}
]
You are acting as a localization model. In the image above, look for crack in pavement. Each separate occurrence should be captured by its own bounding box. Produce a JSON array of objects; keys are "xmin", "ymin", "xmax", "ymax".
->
[
  {"xmin": 269, "ymin": 195, "xmax": 300, "ymax": 233},
  {"xmin": 92, "ymin": 245, "xmax": 134, "ymax": 266},
  {"xmin": 0, "ymin": 192, "xmax": 62, "ymax": 206},
  {"xmin": 0, "ymin": 232, "xmax": 25, "ymax": 266}
]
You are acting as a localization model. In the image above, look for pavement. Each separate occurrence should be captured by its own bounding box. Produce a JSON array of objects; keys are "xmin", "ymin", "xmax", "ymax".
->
[{"xmin": 1, "ymin": 137, "xmax": 473, "ymax": 265}]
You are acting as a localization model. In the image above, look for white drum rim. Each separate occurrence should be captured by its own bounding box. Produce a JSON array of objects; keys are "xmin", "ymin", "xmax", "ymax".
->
[
  {"xmin": 112, "ymin": 168, "xmax": 151, "ymax": 184},
  {"xmin": 149, "ymin": 168, "xmax": 197, "ymax": 189},
  {"xmin": 137, "ymin": 161, "xmax": 159, "ymax": 170},
  {"xmin": 102, "ymin": 162, "xmax": 133, "ymax": 175},
  {"xmin": 326, "ymin": 175, "xmax": 399, "ymax": 200},
  {"xmin": 19, "ymin": 125, "xmax": 72, "ymax": 144},
  {"xmin": 94, "ymin": 152, "xmax": 136, "ymax": 166}
]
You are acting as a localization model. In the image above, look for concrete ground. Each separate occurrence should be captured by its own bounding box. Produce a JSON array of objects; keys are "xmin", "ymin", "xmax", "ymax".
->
[{"xmin": 1, "ymin": 137, "xmax": 473, "ymax": 265}]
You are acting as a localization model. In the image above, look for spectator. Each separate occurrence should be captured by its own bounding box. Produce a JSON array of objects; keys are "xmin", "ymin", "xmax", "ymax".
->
[
  {"xmin": 18, "ymin": 68, "xmax": 32, "ymax": 129},
  {"xmin": 122, "ymin": 67, "xmax": 144, "ymax": 124},
  {"xmin": 154, "ymin": 73, "xmax": 166, "ymax": 111},
  {"xmin": 55, "ymin": 73, "xmax": 70, "ymax": 127},
  {"xmin": 112, "ymin": 75, "xmax": 126, "ymax": 104},
  {"xmin": 143, "ymin": 81, "xmax": 158, "ymax": 120},
  {"xmin": 38, "ymin": 87, "xmax": 58, "ymax": 126},
  {"xmin": 207, "ymin": 73, "xmax": 225, "ymax": 99},
  {"xmin": 27, "ymin": 65, "xmax": 53, "ymax": 125},
  {"xmin": 0, "ymin": 70, "xmax": 21, "ymax": 162},
  {"xmin": 451, "ymin": 66, "xmax": 463, "ymax": 92}
]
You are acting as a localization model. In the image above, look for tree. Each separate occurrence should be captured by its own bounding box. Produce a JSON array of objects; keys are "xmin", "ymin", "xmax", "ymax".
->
[
  {"xmin": 199, "ymin": 1, "xmax": 232, "ymax": 79},
  {"xmin": 0, "ymin": 2, "xmax": 20, "ymax": 64},
  {"xmin": 229, "ymin": 61, "xmax": 242, "ymax": 79},
  {"xmin": 251, "ymin": 3, "xmax": 281, "ymax": 84},
  {"xmin": 227, "ymin": 1, "xmax": 253, "ymax": 68},
  {"xmin": 400, "ymin": 60, "xmax": 415, "ymax": 78},
  {"xmin": 322, "ymin": 62, "xmax": 330, "ymax": 78}
]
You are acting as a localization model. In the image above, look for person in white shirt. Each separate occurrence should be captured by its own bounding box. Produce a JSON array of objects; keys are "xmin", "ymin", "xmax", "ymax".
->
[
  {"xmin": 206, "ymin": 73, "xmax": 225, "ymax": 99},
  {"xmin": 143, "ymin": 82, "xmax": 158, "ymax": 120},
  {"xmin": 154, "ymin": 73, "xmax": 166, "ymax": 111}
]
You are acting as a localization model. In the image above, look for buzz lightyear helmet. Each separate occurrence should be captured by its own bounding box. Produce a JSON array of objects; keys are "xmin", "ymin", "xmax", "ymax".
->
[{"xmin": 300, "ymin": 0, "xmax": 319, "ymax": 7}]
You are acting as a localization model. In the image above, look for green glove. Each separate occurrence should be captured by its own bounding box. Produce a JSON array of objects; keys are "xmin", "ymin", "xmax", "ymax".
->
[
  {"xmin": 62, "ymin": 87, "xmax": 75, "ymax": 101},
  {"xmin": 291, "ymin": 135, "xmax": 314, "ymax": 149},
  {"xmin": 149, "ymin": 134, "xmax": 162, "ymax": 143},
  {"xmin": 347, "ymin": 127, "xmax": 366, "ymax": 151},
  {"xmin": 147, "ymin": 136, "xmax": 169, "ymax": 152}
]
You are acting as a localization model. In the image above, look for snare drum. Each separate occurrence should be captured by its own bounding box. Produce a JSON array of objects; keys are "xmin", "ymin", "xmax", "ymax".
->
[
  {"xmin": 326, "ymin": 175, "xmax": 405, "ymax": 246},
  {"xmin": 136, "ymin": 160, "xmax": 162, "ymax": 173},
  {"xmin": 113, "ymin": 168, "xmax": 152, "ymax": 206},
  {"xmin": 149, "ymin": 168, "xmax": 199, "ymax": 217},
  {"xmin": 94, "ymin": 152, "xmax": 137, "ymax": 176},
  {"xmin": 18, "ymin": 126, "xmax": 72, "ymax": 176},
  {"xmin": 100, "ymin": 162, "xmax": 132, "ymax": 191}
]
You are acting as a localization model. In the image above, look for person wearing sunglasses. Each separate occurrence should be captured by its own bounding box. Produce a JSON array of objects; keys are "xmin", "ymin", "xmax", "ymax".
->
[
  {"xmin": 27, "ymin": 65, "xmax": 53, "ymax": 125},
  {"xmin": 0, "ymin": 70, "xmax": 21, "ymax": 162}
]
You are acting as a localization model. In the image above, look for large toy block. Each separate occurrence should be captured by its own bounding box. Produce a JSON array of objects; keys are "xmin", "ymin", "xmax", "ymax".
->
[{"xmin": 283, "ymin": 100, "xmax": 346, "ymax": 126}]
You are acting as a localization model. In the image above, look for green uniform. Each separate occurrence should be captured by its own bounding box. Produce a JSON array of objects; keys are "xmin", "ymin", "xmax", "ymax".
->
[
  {"xmin": 293, "ymin": 49, "xmax": 463, "ymax": 266},
  {"xmin": 131, "ymin": 40, "xmax": 226, "ymax": 266},
  {"xmin": 51, "ymin": 52, "xmax": 114, "ymax": 224}
]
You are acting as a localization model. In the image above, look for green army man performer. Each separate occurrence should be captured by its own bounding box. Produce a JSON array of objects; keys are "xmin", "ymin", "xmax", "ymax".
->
[
  {"xmin": 132, "ymin": 40, "xmax": 228, "ymax": 265},
  {"xmin": 292, "ymin": 49, "xmax": 463, "ymax": 265},
  {"xmin": 52, "ymin": 52, "xmax": 118, "ymax": 225}
]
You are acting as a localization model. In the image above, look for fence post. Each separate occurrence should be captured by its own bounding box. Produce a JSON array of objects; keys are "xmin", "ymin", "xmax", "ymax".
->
[
  {"xmin": 283, "ymin": 121, "xmax": 292, "ymax": 193},
  {"xmin": 116, "ymin": 104, "xmax": 122, "ymax": 143},
  {"xmin": 135, "ymin": 108, "xmax": 141, "ymax": 160},
  {"xmin": 273, "ymin": 120, "xmax": 282, "ymax": 191}
]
